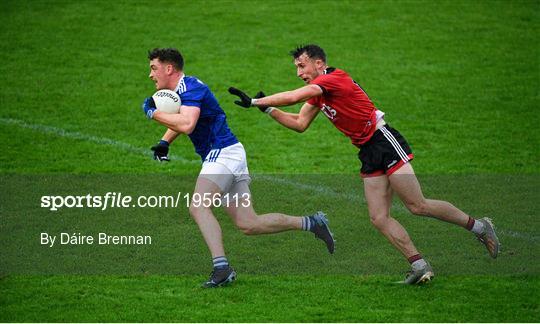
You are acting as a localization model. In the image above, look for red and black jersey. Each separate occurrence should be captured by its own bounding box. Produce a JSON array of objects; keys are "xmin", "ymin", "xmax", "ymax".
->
[{"xmin": 307, "ymin": 68, "xmax": 377, "ymax": 146}]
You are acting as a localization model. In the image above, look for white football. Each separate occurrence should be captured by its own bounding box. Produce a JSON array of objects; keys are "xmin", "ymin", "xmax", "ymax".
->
[{"xmin": 152, "ymin": 89, "xmax": 181, "ymax": 113}]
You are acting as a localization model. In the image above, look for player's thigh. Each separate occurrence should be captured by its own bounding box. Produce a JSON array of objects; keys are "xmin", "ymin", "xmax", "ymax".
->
[
  {"xmin": 198, "ymin": 161, "xmax": 235, "ymax": 195},
  {"xmin": 193, "ymin": 176, "xmax": 222, "ymax": 196},
  {"xmin": 192, "ymin": 161, "xmax": 233, "ymax": 210},
  {"xmin": 190, "ymin": 176, "xmax": 222, "ymax": 215},
  {"xmin": 388, "ymin": 163, "xmax": 425, "ymax": 206},
  {"xmin": 363, "ymin": 175, "xmax": 393, "ymax": 217}
]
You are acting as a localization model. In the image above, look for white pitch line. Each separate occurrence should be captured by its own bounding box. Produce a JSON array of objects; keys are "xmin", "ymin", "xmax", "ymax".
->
[
  {"xmin": 255, "ymin": 174, "xmax": 362, "ymax": 202},
  {"xmin": 498, "ymin": 229, "xmax": 539, "ymax": 242},
  {"xmin": 0, "ymin": 117, "xmax": 200, "ymax": 164}
]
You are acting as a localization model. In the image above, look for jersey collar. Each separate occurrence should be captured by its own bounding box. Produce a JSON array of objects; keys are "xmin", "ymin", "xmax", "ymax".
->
[
  {"xmin": 174, "ymin": 74, "xmax": 186, "ymax": 93},
  {"xmin": 324, "ymin": 67, "xmax": 336, "ymax": 74}
]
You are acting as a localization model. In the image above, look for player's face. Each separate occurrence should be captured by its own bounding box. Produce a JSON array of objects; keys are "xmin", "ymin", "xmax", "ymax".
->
[
  {"xmin": 149, "ymin": 59, "xmax": 172, "ymax": 90},
  {"xmin": 294, "ymin": 53, "xmax": 324, "ymax": 84}
]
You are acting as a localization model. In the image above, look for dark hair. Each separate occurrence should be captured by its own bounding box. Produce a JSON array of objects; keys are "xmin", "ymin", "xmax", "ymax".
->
[
  {"xmin": 148, "ymin": 48, "xmax": 184, "ymax": 70},
  {"xmin": 290, "ymin": 44, "xmax": 326, "ymax": 63}
]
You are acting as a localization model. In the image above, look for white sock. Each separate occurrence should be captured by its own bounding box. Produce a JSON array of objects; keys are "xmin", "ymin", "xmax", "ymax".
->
[
  {"xmin": 471, "ymin": 219, "xmax": 485, "ymax": 235},
  {"xmin": 411, "ymin": 259, "xmax": 427, "ymax": 271}
]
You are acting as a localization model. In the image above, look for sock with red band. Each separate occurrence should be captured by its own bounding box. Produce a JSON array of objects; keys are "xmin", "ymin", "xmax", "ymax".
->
[
  {"xmin": 466, "ymin": 217, "xmax": 485, "ymax": 235},
  {"xmin": 408, "ymin": 254, "xmax": 427, "ymax": 271}
]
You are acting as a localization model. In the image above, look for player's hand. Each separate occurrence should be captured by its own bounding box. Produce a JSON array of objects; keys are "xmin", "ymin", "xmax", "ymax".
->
[
  {"xmin": 228, "ymin": 87, "xmax": 253, "ymax": 108},
  {"xmin": 142, "ymin": 97, "xmax": 157, "ymax": 119},
  {"xmin": 151, "ymin": 140, "xmax": 170, "ymax": 162}
]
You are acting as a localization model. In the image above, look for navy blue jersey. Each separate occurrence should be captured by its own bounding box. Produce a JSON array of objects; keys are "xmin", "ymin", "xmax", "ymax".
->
[{"xmin": 174, "ymin": 76, "xmax": 238, "ymax": 160}]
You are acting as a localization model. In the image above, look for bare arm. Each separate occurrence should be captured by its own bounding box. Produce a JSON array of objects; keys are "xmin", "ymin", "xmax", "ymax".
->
[
  {"xmin": 253, "ymin": 84, "xmax": 322, "ymax": 107},
  {"xmin": 161, "ymin": 128, "xmax": 180, "ymax": 144},
  {"xmin": 152, "ymin": 106, "xmax": 200, "ymax": 135},
  {"xmin": 267, "ymin": 102, "xmax": 320, "ymax": 133}
]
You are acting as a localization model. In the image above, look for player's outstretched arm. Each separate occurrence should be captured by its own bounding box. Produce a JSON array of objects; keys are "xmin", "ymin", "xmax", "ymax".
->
[
  {"xmin": 254, "ymin": 85, "xmax": 322, "ymax": 107},
  {"xmin": 268, "ymin": 103, "xmax": 320, "ymax": 133},
  {"xmin": 229, "ymin": 85, "xmax": 322, "ymax": 108}
]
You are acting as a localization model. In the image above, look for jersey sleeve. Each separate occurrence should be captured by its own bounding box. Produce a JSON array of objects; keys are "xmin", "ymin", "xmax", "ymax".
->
[
  {"xmin": 307, "ymin": 94, "xmax": 322, "ymax": 106},
  {"xmin": 307, "ymin": 73, "xmax": 342, "ymax": 106},
  {"xmin": 180, "ymin": 85, "xmax": 206, "ymax": 108},
  {"xmin": 311, "ymin": 73, "xmax": 342, "ymax": 95}
]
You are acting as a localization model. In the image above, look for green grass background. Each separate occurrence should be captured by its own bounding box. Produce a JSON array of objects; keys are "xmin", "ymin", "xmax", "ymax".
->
[{"xmin": 1, "ymin": 0, "xmax": 539, "ymax": 322}]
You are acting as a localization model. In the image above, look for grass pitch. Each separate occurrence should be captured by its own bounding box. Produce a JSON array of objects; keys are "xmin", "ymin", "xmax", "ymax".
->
[
  {"xmin": 2, "ymin": 275, "xmax": 537, "ymax": 322},
  {"xmin": 1, "ymin": 0, "xmax": 539, "ymax": 322}
]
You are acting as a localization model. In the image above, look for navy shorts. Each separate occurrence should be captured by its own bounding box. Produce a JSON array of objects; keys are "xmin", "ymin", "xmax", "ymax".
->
[{"xmin": 358, "ymin": 124, "xmax": 414, "ymax": 177}]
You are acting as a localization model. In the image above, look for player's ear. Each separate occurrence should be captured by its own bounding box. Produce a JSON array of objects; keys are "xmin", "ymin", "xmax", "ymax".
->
[{"xmin": 166, "ymin": 64, "xmax": 174, "ymax": 75}]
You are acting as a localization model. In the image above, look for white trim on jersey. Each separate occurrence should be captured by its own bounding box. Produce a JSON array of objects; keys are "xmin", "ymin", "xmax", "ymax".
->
[
  {"xmin": 380, "ymin": 126, "xmax": 410, "ymax": 162},
  {"xmin": 175, "ymin": 75, "xmax": 187, "ymax": 94}
]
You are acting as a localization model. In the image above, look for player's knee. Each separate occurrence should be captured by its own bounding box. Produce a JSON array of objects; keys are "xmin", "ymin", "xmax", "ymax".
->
[
  {"xmin": 230, "ymin": 214, "xmax": 258, "ymax": 235},
  {"xmin": 237, "ymin": 222, "xmax": 259, "ymax": 235},
  {"xmin": 369, "ymin": 214, "xmax": 389, "ymax": 229},
  {"xmin": 188, "ymin": 204, "xmax": 208, "ymax": 219},
  {"xmin": 242, "ymin": 227, "xmax": 259, "ymax": 235},
  {"xmin": 406, "ymin": 200, "xmax": 429, "ymax": 216}
]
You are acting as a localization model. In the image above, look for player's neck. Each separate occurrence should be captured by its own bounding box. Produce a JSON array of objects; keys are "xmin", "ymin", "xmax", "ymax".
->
[
  {"xmin": 167, "ymin": 72, "xmax": 184, "ymax": 90},
  {"xmin": 316, "ymin": 65, "xmax": 328, "ymax": 76}
]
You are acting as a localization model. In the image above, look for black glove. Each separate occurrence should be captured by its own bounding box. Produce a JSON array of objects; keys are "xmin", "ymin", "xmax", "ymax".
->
[
  {"xmin": 229, "ymin": 87, "xmax": 269, "ymax": 113},
  {"xmin": 228, "ymin": 87, "xmax": 253, "ymax": 108},
  {"xmin": 151, "ymin": 140, "xmax": 170, "ymax": 162}
]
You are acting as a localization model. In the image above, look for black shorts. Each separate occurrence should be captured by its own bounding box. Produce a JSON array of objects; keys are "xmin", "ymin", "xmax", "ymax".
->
[{"xmin": 358, "ymin": 124, "xmax": 414, "ymax": 177}]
